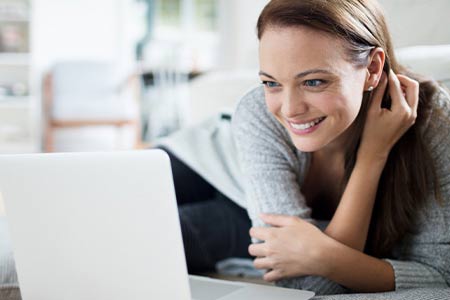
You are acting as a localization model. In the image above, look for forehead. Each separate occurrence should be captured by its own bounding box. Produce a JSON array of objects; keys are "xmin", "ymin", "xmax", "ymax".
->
[{"xmin": 259, "ymin": 26, "xmax": 351, "ymax": 76}]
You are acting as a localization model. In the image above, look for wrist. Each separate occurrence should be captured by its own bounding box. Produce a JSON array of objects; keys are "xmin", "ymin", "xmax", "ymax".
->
[
  {"xmin": 318, "ymin": 236, "xmax": 351, "ymax": 281},
  {"xmin": 355, "ymin": 151, "xmax": 388, "ymax": 169},
  {"xmin": 316, "ymin": 235, "xmax": 340, "ymax": 278}
]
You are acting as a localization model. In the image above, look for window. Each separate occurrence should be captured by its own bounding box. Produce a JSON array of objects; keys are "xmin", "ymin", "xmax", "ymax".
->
[
  {"xmin": 194, "ymin": 0, "xmax": 218, "ymax": 31},
  {"xmin": 157, "ymin": 0, "xmax": 181, "ymax": 28},
  {"xmin": 151, "ymin": 0, "xmax": 220, "ymax": 71},
  {"xmin": 156, "ymin": 0, "xmax": 218, "ymax": 33}
]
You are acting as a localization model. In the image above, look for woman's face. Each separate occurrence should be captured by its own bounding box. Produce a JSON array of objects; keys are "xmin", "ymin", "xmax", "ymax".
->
[{"xmin": 259, "ymin": 26, "xmax": 368, "ymax": 153}]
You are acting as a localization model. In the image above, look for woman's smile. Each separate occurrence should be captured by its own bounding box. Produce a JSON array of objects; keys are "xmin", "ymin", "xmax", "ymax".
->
[
  {"xmin": 287, "ymin": 116, "xmax": 327, "ymax": 135},
  {"xmin": 259, "ymin": 26, "xmax": 367, "ymax": 152}
]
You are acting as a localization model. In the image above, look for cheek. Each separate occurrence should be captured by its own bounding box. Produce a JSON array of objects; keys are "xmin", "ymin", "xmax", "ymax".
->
[
  {"xmin": 333, "ymin": 93, "xmax": 363, "ymax": 124},
  {"xmin": 342, "ymin": 75, "xmax": 366, "ymax": 116},
  {"xmin": 265, "ymin": 93, "xmax": 281, "ymax": 115},
  {"xmin": 305, "ymin": 92, "xmax": 346, "ymax": 117}
]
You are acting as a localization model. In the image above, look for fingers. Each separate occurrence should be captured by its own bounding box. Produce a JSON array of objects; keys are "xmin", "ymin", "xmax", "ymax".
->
[
  {"xmin": 388, "ymin": 69, "xmax": 407, "ymax": 110},
  {"xmin": 387, "ymin": 70, "xmax": 418, "ymax": 128},
  {"xmin": 254, "ymin": 257, "xmax": 282, "ymax": 281},
  {"xmin": 388, "ymin": 70, "xmax": 418, "ymax": 112},
  {"xmin": 253, "ymin": 257, "xmax": 271, "ymax": 269},
  {"xmin": 264, "ymin": 269, "xmax": 283, "ymax": 282},
  {"xmin": 260, "ymin": 213, "xmax": 299, "ymax": 227},
  {"xmin": 396, "ymin": 74, "xmax": 419, "ymax": 115},
  {"xmin": 250, "ymin": 226, "xmax": 269, "ymax": 241},
  {"xmin": 251, "ymin": 247, "xmax": 285, "ymax": 282},
  {"xmin": 248, "ymin": 242, "xmax": 266, "ymax": 257}
]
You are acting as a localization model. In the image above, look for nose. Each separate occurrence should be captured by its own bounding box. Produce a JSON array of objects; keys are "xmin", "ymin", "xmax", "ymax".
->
[{"xmin": 281, "ymin": 89, "xmax": 308, "ymax": 118}]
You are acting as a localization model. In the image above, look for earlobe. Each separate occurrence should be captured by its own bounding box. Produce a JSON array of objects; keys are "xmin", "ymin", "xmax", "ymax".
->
[{"xmin": 365, "ymin": 71, "xmax": 378, "ymax": 92}]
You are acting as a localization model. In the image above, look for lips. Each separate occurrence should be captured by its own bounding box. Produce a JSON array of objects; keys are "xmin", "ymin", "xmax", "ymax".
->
[{"xmin": 289, "ymin": 116, "xmax": 326, "ymax": 130}]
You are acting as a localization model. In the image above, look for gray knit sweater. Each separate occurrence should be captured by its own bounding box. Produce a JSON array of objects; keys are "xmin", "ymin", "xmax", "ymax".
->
[{"xmin": 231, "ymin": 86, "xmax": 450, "ymax": 295}]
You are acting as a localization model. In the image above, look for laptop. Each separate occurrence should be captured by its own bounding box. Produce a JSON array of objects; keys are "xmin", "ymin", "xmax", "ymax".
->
[{"xmin": 0, "ymin": 150, "xmax": 314, "ymax": 300}]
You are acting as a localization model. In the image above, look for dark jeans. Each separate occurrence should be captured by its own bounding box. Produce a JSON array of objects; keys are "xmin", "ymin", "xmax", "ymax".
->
[{"xmin": 157, "ymin": 147, "xmax": 252, "ymax": 273}]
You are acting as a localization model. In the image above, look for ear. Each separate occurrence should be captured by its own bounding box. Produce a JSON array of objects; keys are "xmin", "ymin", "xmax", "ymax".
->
[{"xmin": 365, "ymin": 47, "xmax": 385, "ymax": 91}]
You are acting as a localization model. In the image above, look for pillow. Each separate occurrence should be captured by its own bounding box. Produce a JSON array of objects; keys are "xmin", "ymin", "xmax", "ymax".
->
[{"xmin": 396, "ymin": 45, "xmax": 450, "ymax": 88}]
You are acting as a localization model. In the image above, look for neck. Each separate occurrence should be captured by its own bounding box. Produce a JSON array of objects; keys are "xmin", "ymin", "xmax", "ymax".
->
[
  {"xmin": 314, "ymin": 138, "xmax": 347, "ymax": 164},
  {"xmin": 314, "ymin": 118, "xmax": 360, "ymax": 162}
]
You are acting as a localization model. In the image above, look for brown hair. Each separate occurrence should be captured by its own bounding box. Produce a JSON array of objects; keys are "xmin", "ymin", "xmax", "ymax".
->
[{"xmin": 257, "ymin": 0, "xmax": 441, "ymax": 257}]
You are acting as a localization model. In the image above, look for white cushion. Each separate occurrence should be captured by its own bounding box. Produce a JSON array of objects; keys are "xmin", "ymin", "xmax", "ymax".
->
[
  {"xmin": 396, "ymin": 45, "xmax": 450, "ymax": 86},
  {"xmin": 188, "ymin": 69, "xmax": 259, "ymax": 124},
  {"xmin": 50, "ymin": 61, "xmax": 138, "ymax": 120},
  {"xmin": 52, "ymin": 126, "xmax": 137, "ymax": 152},
  {"xmin": 52, "ymin": 62, "xmax": 121, "ymax": 98},
  {"xmin": 379, "ymin": 0, "xmax": 450, "ymax": 47},
  {"xmin": 52, "ymin": 94, "xmax": 138, "ymax": 121}
]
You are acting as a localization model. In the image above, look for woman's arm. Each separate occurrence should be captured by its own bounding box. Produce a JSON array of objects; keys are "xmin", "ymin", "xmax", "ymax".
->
[
  {"xmin": 324, "ymin": 155, "xmax": 386, "ymax": 251},
  {"xmin": 324, "ymin": 71, "xmax": 419, "ymax": 251},
  {"xmin": 249, "ymin": 88, "xmax": 450, "ymax": 293},
  {"xmin": 319, "ymin": 236, "xmax": 447, "ymax": 292},
  {"xmin": 249, "ymin": 214, "xmax": 395, "ymax": 292},
  {"xmin": 249, "ymin": 211, "xmax": 449, "ymax": 292},
  {"xmin": 232, "ymin": 87, "xmax": 314, "ymax": 229},
  {"xmin": 324, "ymin": 237, "xmax": 395, "ymax": 292}
]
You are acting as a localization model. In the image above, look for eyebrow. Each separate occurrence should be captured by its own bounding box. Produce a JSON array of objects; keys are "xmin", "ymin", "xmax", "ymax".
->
[{"xmin": 258, "ymin": 68, "xmax": 335, "ymax": 80}]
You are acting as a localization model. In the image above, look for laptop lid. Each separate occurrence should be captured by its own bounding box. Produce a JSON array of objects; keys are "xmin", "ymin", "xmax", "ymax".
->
[{"xmin": 0, "ymin": 150, "xmax": 191, "ymax": 300}]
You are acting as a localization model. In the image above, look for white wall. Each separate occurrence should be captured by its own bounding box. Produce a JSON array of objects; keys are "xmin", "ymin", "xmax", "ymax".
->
[
  {"xmin": 218, "ymin": 0, "xmax": 450, "ymax": 70},
  {"xmin": 29, "ymin": 0, "xmax": 450, "ymax": 76},
  {"xmin": 379, "ymin": 0, "xmax": 450, "ymax": 48},
  {"xmin": 31, "ymin": 0, "xmax": 142, "ymax": 76},
  {"xmin": 29, "ymin": 0, "xmax": 143, "ymax": 151},
  {"xmin": 217, "ymin": 0, "xmax": 268, "ymax": 70},
  {"xmin": 31, "ymin": 0, "xmax": 270, "ymax": 75}
]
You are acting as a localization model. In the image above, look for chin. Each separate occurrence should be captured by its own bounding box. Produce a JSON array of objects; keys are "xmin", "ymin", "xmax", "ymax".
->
[{"xmin": 291, "ymin": 138, "xmax": 324, "ymax": 153}]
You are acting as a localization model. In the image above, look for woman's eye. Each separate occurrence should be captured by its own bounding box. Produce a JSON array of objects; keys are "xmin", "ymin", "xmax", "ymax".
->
[
  {"xmin": 304, "ymin": 79, "xmax": 324, "ymax": 87},
  {"xmin": 261, "ymin": 81, "xmax": 281, "ymax": 88}
]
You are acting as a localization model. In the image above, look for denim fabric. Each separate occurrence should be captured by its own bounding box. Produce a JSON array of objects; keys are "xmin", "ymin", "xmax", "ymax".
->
[{"xmin": 157, "ymin": 147, "xmax": 252, "ymax": 273}]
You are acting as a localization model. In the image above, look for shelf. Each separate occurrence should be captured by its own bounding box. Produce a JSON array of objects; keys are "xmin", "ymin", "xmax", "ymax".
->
[
  {"xmin": 0, "ymin": 17, "xmax": 29, "ymax": 22},
  {"xmin": 0, "ymin": 1, "xmax": 29, "ymax": 23},
  {"xmin": 0, "ymin": 1, "xmax": 35, "ymax": 154},
  {"xmin": 0, "ymin": 53, "xmax": 30, "ymax": 65}
]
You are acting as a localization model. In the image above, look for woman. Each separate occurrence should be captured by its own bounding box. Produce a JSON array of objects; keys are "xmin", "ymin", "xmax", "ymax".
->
[
  {"xmin": 231, "ymin": 0, "xmax": 450, "ymax": 295},
  {"xmin": 157, "ymin": 0, "xmax": 449, "ymax": 295}
]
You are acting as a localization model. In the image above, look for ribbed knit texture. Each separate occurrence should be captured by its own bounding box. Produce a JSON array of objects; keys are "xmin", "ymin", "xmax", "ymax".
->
[
  {"xmin": 0, "ymin": 287, "xmax": 21, "ymax": 300},
  {"xmin": 0, "ymin": 218, "xmax": 18, "ymax": 289},
  {"xmin": 311, "ymin": 288, "xmax": 450, "ymax": 300},
  {"xmin": 232, "ymin": 86, "xmax": 450, "ymax": 295}
]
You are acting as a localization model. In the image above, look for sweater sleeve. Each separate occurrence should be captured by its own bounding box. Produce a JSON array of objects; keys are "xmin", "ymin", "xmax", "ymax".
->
[
  {"xmin": 384, "ymin": 88, "xmax": 450, "ymax": 290},
  {"xmin": 232, "ymin": 86, "xmax": 313, "ymax": 228},
  {"xmin": 276, "ymin": 276, "xmax": 350, "ymax": 295},
  {"xmin": 232, "ymin": 87, "xmax": 351, "ymax": 294}
]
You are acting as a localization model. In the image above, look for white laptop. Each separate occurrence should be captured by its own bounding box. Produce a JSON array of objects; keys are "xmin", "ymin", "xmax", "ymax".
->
[{"xmin": 0, "ymin": 150, "xmax": 314, "ymax": 300}]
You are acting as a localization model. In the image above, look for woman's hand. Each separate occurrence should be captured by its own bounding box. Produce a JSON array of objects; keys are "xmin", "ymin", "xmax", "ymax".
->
[
  {"xmin": 359, "ymin": 70, "xmax": 419, "ymax": 162},
  {"xmin": 249, "ymin": 214, "xmax": 332, "ymax": 282}
]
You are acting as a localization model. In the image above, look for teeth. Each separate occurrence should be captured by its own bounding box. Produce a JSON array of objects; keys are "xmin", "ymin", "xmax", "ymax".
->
[{"xmin": 291, "ymin": 117, "xmax": 325, "ymax": 130}]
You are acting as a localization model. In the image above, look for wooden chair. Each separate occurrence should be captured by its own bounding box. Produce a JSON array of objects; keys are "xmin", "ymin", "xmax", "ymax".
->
[{"xmin": 42, "ymin": 61, "xmax": 141, "ymax": 152}]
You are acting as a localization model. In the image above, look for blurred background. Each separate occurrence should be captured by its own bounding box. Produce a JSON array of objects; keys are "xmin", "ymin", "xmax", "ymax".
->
[{"xmin": 0, "ymin": 0, "xmax": 449, "ymax": 153}]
